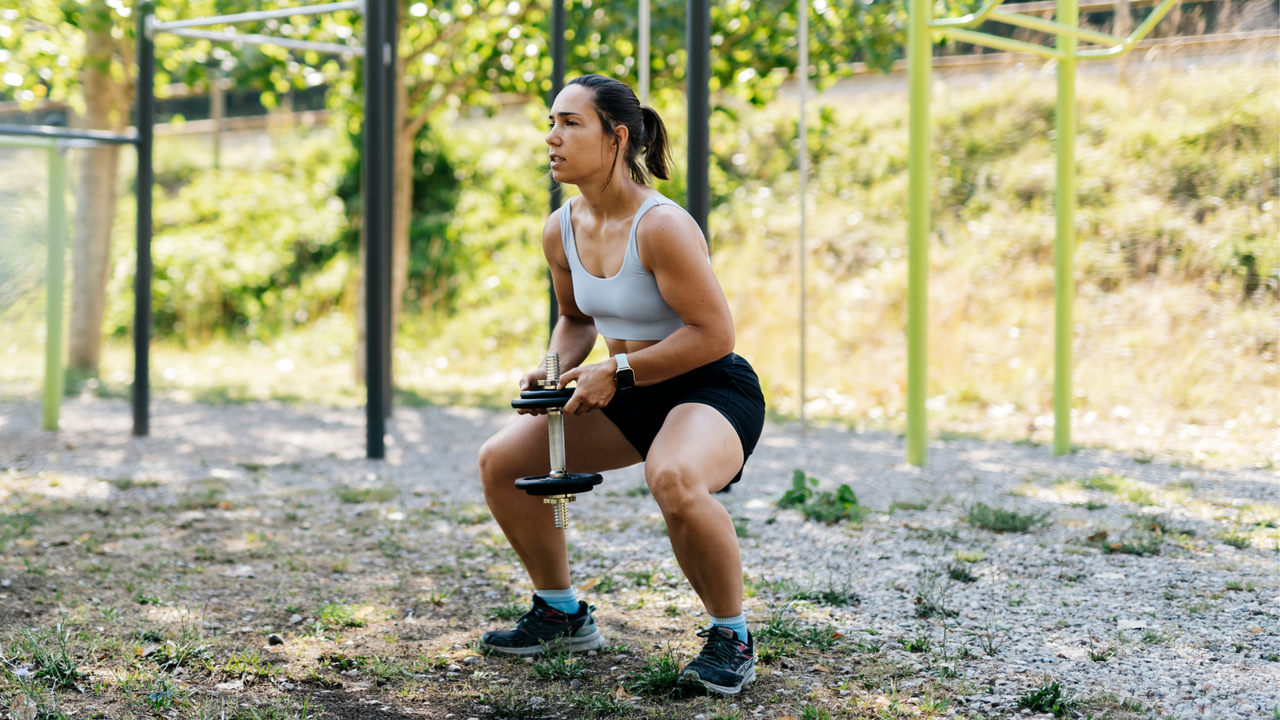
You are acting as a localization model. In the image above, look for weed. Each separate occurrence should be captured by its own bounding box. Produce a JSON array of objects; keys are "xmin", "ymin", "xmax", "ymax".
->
[
  {"xmin": 890, "ymin": 500, "xmax": 930, "ymax": 513},
  {"xmin": 1081, "ymin": 474, "xmax": 1159, "ymax": 506},
  {"xmin": 625, "ymin": 485, "xmax": 650, "ymax": 497},
  {"xmin": 798, "ymin": 706, "xmax": 833, "ymax": 720},
  {"xmin": 954, "ymin": 550, "xmax": 984, "ymax": 563},
  {"xmin": 755, "ymin": 604, "xmax": 840, "ymax": 651},
  {"xmin": 900, "ymin": 630, "xmax": 932, "ymax": 654},
  {"xmin": 377, "ymin": 537, "xmax": 404, "ymax": 558},
  {"xmin": 595, "ymin": 575, "xmax": 620, "ymax": 593},
  {"xmin": 914, "ymin": 568, "xmax": 957, "ymax": 619},
  {"xmin": 966, "ymin": 502, "xmax": 1050, "ymax": 533},
  {"xmin": 946, "ymin": 563, "xmax": 977, "ymax": 583},
  {"xmin": 574, "ymin": 693, "xmax": 633, "ymax": 718},
  {"xmin": 1018, "ymin": 678, "xmax": 1073, "ymax": 717},
  {"xmin": 337, "ymin": 486, "xmax": 396, "ymax": 504},
  {"xmin": 789, "ymin": 576, "xmax": 861, "ymax": 607},
  {"xmin": 317, "ymin": 652, "xmax": 368, "ymax": 671},
  {"xmin": 486, "ymin": 600, "xmax": 527, "ymax": 621},
  {"xmin": 628, "ymin": 648, "xmax": 693, "ymax": 698},
  {"xmin": 664, "ymin": 604, "xmax": 681, "ymax": 617},
  {"xmin": 1225, "ymin": 580, "xmax": 1245, "ymax": 591},
  {"xmin": 1141, "ymin": 629, "xmax": 1176, "ymax": 645},
  {"xmin": 532, "ymin": 647, "xmax": 585, "ymax": 680},
  {"xmin": 1087, "ymin": 639, "xmax": 1116, "ymax": 661},
  {"xmin": 221, "ymin": 648, "xmax": 274, "ymax": 680},
  {"xmin": 317, "ymin": 602, "xmax": 365, "ymax": 628},
  {"xmin": 969, "ymin": 615, "xmax": 1010, "ymax": 657},
  {"xmin": 778, "ymin": 469, "xmax": 867, "ymax": 523},
  {"xmin": 15, "ymin": 621, "xmax": 89, "ymax": 690},
  {"xmin": 1086, "ymin": 528, "xmax": 1163, "ymax": 556},
  {"xmin": 1070, "ymin": 499, "xmax": 1109, "ymax": 510},
  {"xmin": 1219, "ymin": 529, "xmax": 1252, "ymax": 549}
]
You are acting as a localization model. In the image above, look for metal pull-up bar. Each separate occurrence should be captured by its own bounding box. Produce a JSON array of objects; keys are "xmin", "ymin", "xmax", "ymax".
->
[
  {"xmin": 131, "ymin": 1, "xmax": 391, "ymax": 457},
  {"xmin": 904, "ymin": 0, "xmax": 1176, "ymax": 465}
]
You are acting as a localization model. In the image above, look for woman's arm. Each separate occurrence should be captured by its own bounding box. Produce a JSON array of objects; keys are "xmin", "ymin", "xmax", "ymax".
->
[
  {"xmin": 521, "ymin": 209, "xmax": 599, "ymax": 396},
  {"xmin": 558, "ymin": 206, "xmax": 735, "ymax": 414}
]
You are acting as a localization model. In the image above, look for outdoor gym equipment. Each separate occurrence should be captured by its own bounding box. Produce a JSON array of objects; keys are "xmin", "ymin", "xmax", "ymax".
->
[
  {"xmin": 511, "ymin": 353, "xmax": 603, "ymax": 529},
  {"xmin": 903, "ymin": 0, "xmax": 1177, "ymax": 465}
]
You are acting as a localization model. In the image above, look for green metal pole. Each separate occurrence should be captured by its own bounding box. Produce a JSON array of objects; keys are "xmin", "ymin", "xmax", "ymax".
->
[
  {"xmin": 43, "ymin": 142, "xmax": 67, "ymax": 432},
  {"xmin": 1054, "ymin": 0, "xmax": 1077, "ymax": 455},
  {"xmin": 906, "ymin": 0, "xmax": 931, "ymax": 465}
]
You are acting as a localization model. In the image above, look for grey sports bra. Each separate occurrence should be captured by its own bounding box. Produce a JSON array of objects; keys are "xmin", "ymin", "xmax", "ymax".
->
[{"xmin": 559, "ymin": 195, "xmax": 690, "ymax": 341}]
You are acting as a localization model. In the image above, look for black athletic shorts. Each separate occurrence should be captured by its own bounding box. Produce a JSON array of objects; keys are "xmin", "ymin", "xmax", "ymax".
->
[{"xmin": 601, "ymin": 353, "xmax": 766, "ymax": 489}]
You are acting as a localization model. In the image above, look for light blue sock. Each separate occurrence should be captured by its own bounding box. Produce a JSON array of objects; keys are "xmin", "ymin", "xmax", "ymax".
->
[
  {"xmin": 535, "ymin": 588, "xmax": 580, "ymax": 615},
  {"xmin": 710, "ymin": 613, "xmax": 749, "ymax": 644}
]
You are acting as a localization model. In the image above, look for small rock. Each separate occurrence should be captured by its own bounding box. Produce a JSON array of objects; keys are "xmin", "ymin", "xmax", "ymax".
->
[
  {"xmin": 463, "ymin": 656, "xmax": 480, "ymax": 665},
  {"xmin": 447, "ymin": 664, "xmax": 462, "ymax": 672},
  {"xmin": 279, "ymin": 681, "xmax": 295, "ymax": 690},
  {"xmin": 288, "ymin": 614, "xmax": 303, "ymax": 624},
  {"xmin": 268, "ymin": 634, "xmax": 284, "ymax": 646},
  {"xmin": 215, "ymin": 680, "xmax": 244, "ymax": 692},
  {"xmin": 570, "ymin": 679, "xmax": 582, "ymax": 689},
  {"xmin": 223, "ymin": 565, "xmax": 256, "ymax": 578}
]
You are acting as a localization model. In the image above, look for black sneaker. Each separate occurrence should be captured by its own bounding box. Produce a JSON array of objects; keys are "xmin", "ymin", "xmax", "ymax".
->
[
  {"xmin": 479, "ymin": 595, "xmax": 605, "ymax": 656},
  {"xmin": 679, "ymin": 626, "xmax": 756, "ymax": 695}
]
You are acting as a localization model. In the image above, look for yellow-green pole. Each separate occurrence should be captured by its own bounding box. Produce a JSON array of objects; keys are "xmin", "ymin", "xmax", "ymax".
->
[
  {"xmin": 906, "ymin": 0, "xmax": 931, "ymax": 465},
  {"xmin": 1054, "ymin": 0, "xmax": 1077, "ymax": 455},
  {"xmin": 43, "ymin": 143, "xmax": 67, "ymax": 432}
]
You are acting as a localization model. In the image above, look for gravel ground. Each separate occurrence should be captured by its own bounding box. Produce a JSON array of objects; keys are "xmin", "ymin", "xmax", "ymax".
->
[{"xmin": 2, "ymin": 395, "xmax": 1278, "ymax": 719}]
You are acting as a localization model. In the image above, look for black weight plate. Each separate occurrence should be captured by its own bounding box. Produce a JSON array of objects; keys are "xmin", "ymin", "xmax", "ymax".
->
[
  {"xmin": 510, "ymin": 388, "xmax": 576, "ymax": 410},
  {"xmin": 515, "ymin": 473, "xmax": 604, "ymax": 496}
]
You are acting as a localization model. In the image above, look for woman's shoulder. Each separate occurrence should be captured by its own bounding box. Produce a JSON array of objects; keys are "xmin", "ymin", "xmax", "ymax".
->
[{"xmin": 634, "ymin": 199, "xmax": 707, "ymax": 268}]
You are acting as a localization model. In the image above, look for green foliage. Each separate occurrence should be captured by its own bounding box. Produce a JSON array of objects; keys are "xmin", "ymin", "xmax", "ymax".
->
[
  {"xmin": 778, "ymin": 469, "xmax": 865, "ymax": 523},
  {"xmin": 627, "ymin": 648, "xmax": 691, "ymax": 698},
  {"xmin": 105, "ymin": 133, "xmax": 353, "ymax": 342},
  {"xmin": 1018, "ymin": 678, "xmax": 1073, "ymax": 718},
  {"xmin": 336, "ymin": 485, "xmax": 397, "ymax": 504},
  {"xmin": 14, "ymin": 622, "xmax": 89, "ymax": 690},
  {"xmin": 966, "ymin": 502, "xmax": 1050, "ymax": 533},
  {"xmin": 531, "ymin": 647, "xmax": 585, "ymax": 680},
  {"xmin": 316, "ymin": 602, "xmax": 364, "ymax": 629}
]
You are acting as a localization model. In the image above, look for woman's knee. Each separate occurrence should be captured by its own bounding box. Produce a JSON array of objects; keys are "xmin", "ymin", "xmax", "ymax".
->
[
  {"xmin": 478, "ymin": 436, "xmax": 515, "ymax": 491},
  {"xmin": 646, "ymin": 464, "xmax": 705, "ymax": 519}
]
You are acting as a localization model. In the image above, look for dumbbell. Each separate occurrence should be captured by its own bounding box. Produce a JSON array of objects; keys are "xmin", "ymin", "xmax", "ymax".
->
[{"xmin": 510, "ymin": 353, "xmax": 603, "ymax": 529}]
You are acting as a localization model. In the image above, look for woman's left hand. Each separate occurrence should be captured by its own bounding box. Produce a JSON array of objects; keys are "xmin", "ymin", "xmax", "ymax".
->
[{"xmin": 558, "ymin": 359, "xmax": 617, "ymax": 415}]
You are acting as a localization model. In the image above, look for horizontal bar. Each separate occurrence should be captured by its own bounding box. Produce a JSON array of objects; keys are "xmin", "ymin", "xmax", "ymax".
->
[
  {"xmin": 162, "ymin": 27, "xmax": 365, "ymax": 56},
  {"xmin": 990, "ymin": 9, "xmax": 1122, "ymax": 45},
  {"xmin": 1003, "ymin": 0, "xmax": 1159, "ymax": 12},
  {"xmin": 936, "ymin": 27, "xmax": 1065, "ymax": 59},
  {"xmin": 151, "ymin": 0, "xmax": 363, "ymax": 32},
  {"xmin": 0, "ymin": 123, "xmax": 140, "ymax": 144},
  {"xmin": 931, "ymin": 0, "xmax": 1007, "ymax": 29},
  {"xmin": 0, "ymin": 135, "xmax": 55, "ymax": 149},
  {"xmin": 1076, "ymin": 0, "xmax": 1180, "ymax": 58}
]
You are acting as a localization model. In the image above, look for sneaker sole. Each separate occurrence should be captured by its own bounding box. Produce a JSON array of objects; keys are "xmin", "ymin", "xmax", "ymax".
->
[
  {"xmin": 480, "ymin": 628, "xmax": 605, "ymax": 657},
  {"xmin": 680, "ymin": 666, "xmax": 756, "ymax": 696}
]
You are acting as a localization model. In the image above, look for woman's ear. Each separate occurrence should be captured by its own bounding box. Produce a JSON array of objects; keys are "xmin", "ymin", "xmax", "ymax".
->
[{"xmin": 613, "ymin": 124, "xmax": 629, "ymax": 152}]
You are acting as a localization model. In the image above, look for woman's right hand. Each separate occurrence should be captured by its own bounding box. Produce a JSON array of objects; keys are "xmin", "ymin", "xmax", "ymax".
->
[{"xmin": 516, "ymin": 368, "xmax": 549, "ymax": 415}]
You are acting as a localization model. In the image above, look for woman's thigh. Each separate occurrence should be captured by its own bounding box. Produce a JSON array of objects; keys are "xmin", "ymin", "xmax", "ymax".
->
[
  {"xmin": 481, "ymin": 409, "xmax": 644, "ymax": 479},
  {"xmin": 645, "ymin": 403, "xmax": 743, "ymax": 493}
]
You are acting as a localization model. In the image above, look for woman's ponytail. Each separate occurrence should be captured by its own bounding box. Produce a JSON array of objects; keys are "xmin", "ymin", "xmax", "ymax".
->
[{"xmin": 639, "ymin": 105, "xmax": 671, "ymax": 181}]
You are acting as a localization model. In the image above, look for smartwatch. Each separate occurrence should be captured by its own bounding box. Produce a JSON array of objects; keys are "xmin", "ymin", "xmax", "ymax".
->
[{"xmin": 614, "ymin": 353, "xmax": 635, "ymax": 390}]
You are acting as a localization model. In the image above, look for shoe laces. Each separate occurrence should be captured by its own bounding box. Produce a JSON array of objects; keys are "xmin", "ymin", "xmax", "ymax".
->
[{"xmin": 694, "ymin": 627, "xmax": 741, "ymax": 666}]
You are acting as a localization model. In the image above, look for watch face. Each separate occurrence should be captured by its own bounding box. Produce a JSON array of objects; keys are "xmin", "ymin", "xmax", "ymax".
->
[{"xmin": 617, "ymin": 368, "xmax": 635, "ymax": 389}]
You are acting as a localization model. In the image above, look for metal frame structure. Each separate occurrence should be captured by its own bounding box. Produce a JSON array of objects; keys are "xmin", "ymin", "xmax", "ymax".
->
[
  {"xmin": 141, "ymin": 0, "xmax": 392, "ymax": 457},
  {"xmin": 0, "ymin": 124, "xmax": 143, "ymax": 432},
  {"xmin": 905, "ymin": 0, "xmax": 1177, "ymax": 465}
]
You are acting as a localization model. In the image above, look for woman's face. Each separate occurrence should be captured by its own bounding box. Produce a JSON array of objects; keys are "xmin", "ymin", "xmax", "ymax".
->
[{"xmin": 546, "ymin": 85, "xmax": 621, "ymax": 186}]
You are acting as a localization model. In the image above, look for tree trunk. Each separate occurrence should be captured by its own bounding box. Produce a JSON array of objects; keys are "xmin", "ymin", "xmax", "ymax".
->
[{"xmin": 68, "ymin": 18, "xmax": 127, "ymax": 376}]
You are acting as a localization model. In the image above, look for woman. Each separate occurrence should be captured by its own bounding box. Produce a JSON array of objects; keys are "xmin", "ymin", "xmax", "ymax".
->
[{"xmin": 477, "ymin": 74, "xmax": 766, "ymax": 696}]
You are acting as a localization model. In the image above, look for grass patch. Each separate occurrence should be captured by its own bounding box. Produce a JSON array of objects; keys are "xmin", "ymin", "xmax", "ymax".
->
[
  {"xmin": 531, "ymin": 647, "xmax": 586, "ymax": 680},
  {"xmin": 317, "ymin": 602, "xmax": 366, "ymax": 629},
  {"xmin": 336, "ymin": 486, "xmax": 397, "ymax": 504},
  {"xmin": 627, "ymin": 648, "xmax": 695, "ymax": 698},
  {"xmin": 966, "ymin": 502, "xmax": 1051, "ymax": 533},
  {"xmin": 486, "ymin": 599, "xmax": 528, "ymax": 621},
  {"xmin": 12, "ymin": 621, "xmax": 89, "ymax": 690},
  {"xmin": 1081, "ymin": 474, "xmax": 1159, "ymax": 506},
  {"xmin": 1018, "ymin": 678, "xmax": 1073, "ymax": 718},
  {"xmin": 1219, "ymin": 529, "xmax": 1252, "ymax": 549}
]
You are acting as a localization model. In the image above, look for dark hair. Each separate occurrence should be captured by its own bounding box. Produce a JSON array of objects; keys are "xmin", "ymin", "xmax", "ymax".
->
[{"xmin": 567, "ymin": 74, "xmax": 671, "ymax": 186}]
